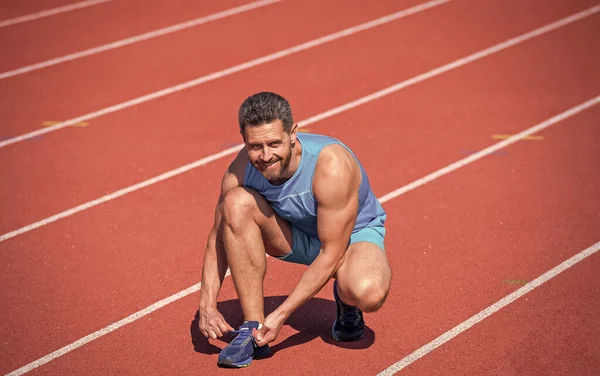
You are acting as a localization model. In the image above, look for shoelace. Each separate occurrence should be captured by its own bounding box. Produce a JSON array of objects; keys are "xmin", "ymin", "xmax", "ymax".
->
[
  {"xmin": 338, "ymin": 301, "xmax": 362, "ymax": 326},
  {"xmin": 229, "ymin": 329, "xmax": 252, "ymax": 346}
]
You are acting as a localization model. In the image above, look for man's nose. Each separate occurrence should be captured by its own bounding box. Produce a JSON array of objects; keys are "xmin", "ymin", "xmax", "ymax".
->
[{"xmin": 261, "ymin": 147, "xmax": 273, "ymax": 161}]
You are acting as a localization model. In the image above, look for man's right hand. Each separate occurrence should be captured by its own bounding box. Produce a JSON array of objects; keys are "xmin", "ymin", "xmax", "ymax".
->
[{"xmin": 199, "ymin": 306, "xmax": 235, "ymax": 339}]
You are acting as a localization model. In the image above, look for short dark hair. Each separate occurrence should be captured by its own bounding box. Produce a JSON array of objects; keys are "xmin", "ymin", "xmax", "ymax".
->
[{"xmin": 238, "ymin": 92, "xmax": 294, "ymax": 133}]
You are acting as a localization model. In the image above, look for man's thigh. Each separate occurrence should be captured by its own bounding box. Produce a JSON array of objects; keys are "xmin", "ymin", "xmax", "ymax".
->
[{"xmin": 335, "ymin": 239, "xmax": 391, "ymax": 292}]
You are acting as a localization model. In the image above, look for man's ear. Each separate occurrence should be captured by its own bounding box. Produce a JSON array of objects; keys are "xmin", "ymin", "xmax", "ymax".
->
[
  {"xmin": 240, "ymin": 128, "xmax": 246, "ymax": 142},
  {"xmin": 290, "ymin": 123, "xmax": 299, "ymax": 144}
]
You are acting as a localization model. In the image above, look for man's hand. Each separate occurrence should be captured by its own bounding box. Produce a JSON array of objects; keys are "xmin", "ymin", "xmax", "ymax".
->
[
  {"xmin": 252, "ymin": 310, "xmax": 286, "ymax": 347},
  {"xmin": 199, "ymin": 306, "xmax": 234, "ymax": 339}
]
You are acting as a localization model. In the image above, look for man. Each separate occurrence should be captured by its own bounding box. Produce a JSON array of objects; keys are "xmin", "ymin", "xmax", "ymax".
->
[{"xmin": 198, "ymin": 92, "xmax": 392, "ymax": 368}]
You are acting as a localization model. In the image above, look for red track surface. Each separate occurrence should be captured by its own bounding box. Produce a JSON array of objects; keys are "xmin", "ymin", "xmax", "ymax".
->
[
  {"xmin": 1, "ymin": 0, "xmax": 599, "ymax": 375},
  {"xmin": 0, "ymin": 0, "xmax": 84, "ymax": 21}
]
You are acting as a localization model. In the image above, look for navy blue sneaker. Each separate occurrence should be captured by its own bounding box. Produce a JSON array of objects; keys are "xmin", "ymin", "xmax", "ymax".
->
[
  {"xmin": 217, "ymin": 321, "xmax": 270, "ymax": 368},
  {"xmin": 332, "ymin": 280, "xmax": 365, "ymax": 342}
]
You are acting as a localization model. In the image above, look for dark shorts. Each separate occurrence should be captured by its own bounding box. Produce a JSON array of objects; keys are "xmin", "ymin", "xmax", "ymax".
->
[{"xmin": 275, "ymin": 225, "xmax": 386, "ymax": 266}]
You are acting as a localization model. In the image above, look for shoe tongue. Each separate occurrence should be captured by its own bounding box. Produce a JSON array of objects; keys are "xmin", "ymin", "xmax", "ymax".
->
[{"xmin": 241, "ymin": 321, "xmax": 260, "ymax": 330}]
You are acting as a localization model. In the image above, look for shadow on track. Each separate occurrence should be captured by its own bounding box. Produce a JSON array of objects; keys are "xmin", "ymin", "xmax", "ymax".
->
[{"xmin": 190, "ymin": 295, "xmax": 375, "ymax": 356}]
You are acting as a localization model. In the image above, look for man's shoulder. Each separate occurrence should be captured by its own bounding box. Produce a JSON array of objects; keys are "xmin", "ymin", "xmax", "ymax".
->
[
  {"xmin": 315, "ymin": 143, "xmax": 356, "ymax": 172},
  {"xmin": 313, "ymin": 143, "xmax": 360, "ymax": 192},
  {"xmin": 221, "ymin": 148, "xmax": 249, "ymax": 194}
]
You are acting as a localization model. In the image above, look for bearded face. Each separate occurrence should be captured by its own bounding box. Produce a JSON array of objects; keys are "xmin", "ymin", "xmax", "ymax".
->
[{"xmin": 243, "ymin": 120, "xmax": 297, "ymax": 183}]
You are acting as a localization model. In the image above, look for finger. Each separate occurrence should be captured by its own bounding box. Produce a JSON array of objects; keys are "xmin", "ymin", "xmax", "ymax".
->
[
  {"xmin": 198, "ymin": 322, "xmax": 207, "ymax": 336},
  {"xmin": 207, "ymin": 329, "xmax": 218, "ymax": 340},
  {"xmin": 253, "ymin": 334, "xmax": 263, "ymax": 346},
  {"xmin": 200, "ymin": 328, "xmax": 209, "ymax": 338},
  {"xmin": 212, "ymin": 326, "xmax": 224, "ymax": 338},
  {"xmin": 254, "ymin": 332, "xmax": 268, "ymax": 347},
  {"xmin": 217, "ymin": 321, "xmax": 232, "ymax": 335},
  {"xmin": 253, "ymin": 328, "xmax": 265, "ymax": 344},
  {"xmin": 208, "ymin": 320, "xmax": 224, "ymax": 337}
]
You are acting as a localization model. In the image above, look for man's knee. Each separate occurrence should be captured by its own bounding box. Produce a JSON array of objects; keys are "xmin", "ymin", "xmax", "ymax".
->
[
  {"xmin": 353, "ymin": 278, "xmax": 390, "ymax": 313},
  {"xmin": 221, "ymin": 187, "xmax": 261, "ymax": 229}
]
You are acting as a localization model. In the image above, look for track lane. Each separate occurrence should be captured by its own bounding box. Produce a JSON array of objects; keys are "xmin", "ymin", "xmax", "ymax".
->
[
  {"xmin": 2, "ymin": 5, "xmax": 599, "ymax": 372},
  {"xmin": 19, "ymin": 100, "xmax": 600, "ymax": 376},
  {"xmin": 0, "ymin": 0, "xmax": 265, "ymax": 72},
  {"xmin": 377, "ymin": 112, "xmax": 600, "ymax": 375},
  {"xmin": 0, "ymin": 0, "xmax": 426, "ymax": 136},
  {"xmin": 0, "ymin": 0, "xmax": 443, "ymax": 232},
  {"xmin": 2, "ymin": 0, "xmax": 596, "ymax": 234},
  {"xmin": 386, "ymin": 248, "xmax": 600, "ymax": 376},
  {"xmin": 0, "ymin": 0, "xmax": 111, "ymax": 23}
]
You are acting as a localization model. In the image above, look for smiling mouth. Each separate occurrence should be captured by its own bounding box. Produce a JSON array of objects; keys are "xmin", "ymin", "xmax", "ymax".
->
[{"xmin": 258, "ymin": 160, "xmax": 279, "ymax": 170}]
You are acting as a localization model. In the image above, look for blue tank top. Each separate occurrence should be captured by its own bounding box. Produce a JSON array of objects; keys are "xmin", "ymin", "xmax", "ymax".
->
[{"xmin": 243, "ymin": 133, "xmax": 386, "ymax": 238}]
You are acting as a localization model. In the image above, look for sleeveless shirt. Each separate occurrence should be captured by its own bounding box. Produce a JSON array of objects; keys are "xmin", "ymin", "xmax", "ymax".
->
[{"xmin": 243, "ymin": 133, "xmax": 386, "ymax": 238}]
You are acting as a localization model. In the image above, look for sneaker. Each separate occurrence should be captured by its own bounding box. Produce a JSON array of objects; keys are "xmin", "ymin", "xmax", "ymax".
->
[
  {"xmin": 332, "ymin": 280, "xmax": 365, "ymax": 342},
  {"xmin": 217, "ymin": 321, "xmax": 271, "ymax": 368}
]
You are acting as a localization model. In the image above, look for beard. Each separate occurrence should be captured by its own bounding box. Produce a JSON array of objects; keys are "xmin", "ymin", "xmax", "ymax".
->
[{"xmin": 255, "ymin": 148, "xmax": 292, "ymax": 182}]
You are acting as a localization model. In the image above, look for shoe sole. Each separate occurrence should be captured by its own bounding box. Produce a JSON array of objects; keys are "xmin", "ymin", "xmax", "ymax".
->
[
  {"xmin": 217, "ymin": 358, "xmax": 252, "ymax": 368},
  {"xmin": 217, "ymin": 344, "xmax": 270, "ymax": 368}
]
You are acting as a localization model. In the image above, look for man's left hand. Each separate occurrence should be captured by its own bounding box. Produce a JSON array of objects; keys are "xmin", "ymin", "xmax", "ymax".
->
[{"xmin": 252, "ymin": 310, "xmax": 286, "ymax": 347}]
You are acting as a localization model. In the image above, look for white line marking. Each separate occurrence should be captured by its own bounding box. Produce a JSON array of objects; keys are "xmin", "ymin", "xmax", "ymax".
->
[
  {"xmin": 0, "ymin": 5, "xmax": 597, "ymax": 243},
  {"xmin": 0, "ymin": 145, "xmax": 244, "ymax": 242},
  {"xmin": 5, "ymin": 268, "xmax": 232, "ymax": 376},
  {"xmin": 0, "ymin": 0, "xmax": 451, "ymax": 148},
  {"xmin": 5, "ymin": 283, "xmax": 198, "ymax": 376},
  {"xmin": 0, "ymin": 0, "xmax": 281, "ymax": 80},
  {"xmin": 376, "ymin": 240, "xmax": 600, "ymax": 375},
  {"xmin": 297, "ymin": 5, "xmax": 600, "ymax": 129},
  {"xmin": 5, "ymin": 94, "xmax": 599, "ymax": 375},
  {"xmin": 0, "ymin": 0, "xmax": 115, "ymax": 28},
  {"xmin": 378, "ymin": 95, "xmax": 600, "ymax": 203}
]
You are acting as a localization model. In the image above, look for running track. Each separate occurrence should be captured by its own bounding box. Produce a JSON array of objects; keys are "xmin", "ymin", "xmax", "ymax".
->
[{"xmin": 1, "ymin": 0, "xmax": 599, "ymax": 374}]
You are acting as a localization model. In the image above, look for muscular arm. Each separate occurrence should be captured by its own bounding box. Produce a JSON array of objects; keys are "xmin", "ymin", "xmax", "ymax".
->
[
  {"xmin": 199, "ymin": 149, "xmax": 247, "ymax": 310},
  {"xmin": 276, "ymin": 144, "xmax": 360, "ymax": 319}
]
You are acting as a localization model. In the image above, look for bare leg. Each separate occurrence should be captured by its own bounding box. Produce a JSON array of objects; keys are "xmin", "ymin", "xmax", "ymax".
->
[
  {"xmin": 221, "ymin": 187, "xmax": 293, "ymax": 323},
  {"xmin": 334, "ymin": 242, "xmax": 392, "ymax": 312}
]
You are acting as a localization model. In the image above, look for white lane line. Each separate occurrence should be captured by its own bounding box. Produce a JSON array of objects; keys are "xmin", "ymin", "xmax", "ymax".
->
[
  {"xmin": 6, "ymin": 268, "xmax": 233, "ymax": 376},
  {"xmin": 0, "ymin": 0, "xmax": 281, "ymax": 80},
  {"xmin": 0, "ymin": 0, "xmax": 115, "ymax": 28},
  {"xmin": 5, "ymin": 282, "xmax": 202, "ymax": 376},
  {"xmin": 5, "ymin": 95, "xmax": 599, "ymax": 375},
  {"xmin": 0, "ymin": 0, "xmax": 451, "ymax": 148},
  {"xmin": 378, "ymin": 95, "xmax": 600, "ymax": 203},
  {"xmin": 298, "ymin": 5, "xmax": 600, "ymax": 128},
  {"xmin": 0, "ymin": 145, "xmax": 244, "ymax": 242},
  {"xmin": 376, "ymin": 240, "xmax": 600, "ymax": 375},
  {"xmin": 0, "ymin": 5, "xmax": 597, "ymax": 242}
]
